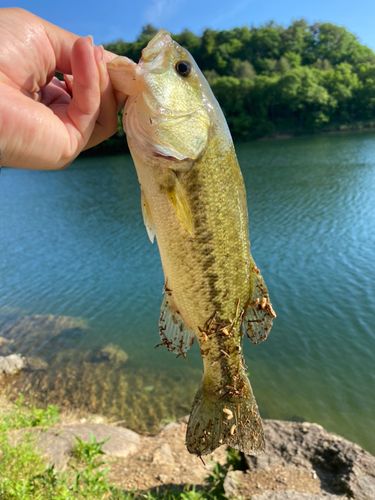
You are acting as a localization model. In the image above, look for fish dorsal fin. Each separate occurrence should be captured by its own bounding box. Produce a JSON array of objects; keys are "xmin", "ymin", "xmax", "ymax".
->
[
  {"xmin": 242, "ymin": 263, "xmax": 276, "ymax": 345},
  {"xmin": 167, "ymin": 173, "xmax": 194, "ymax": 236},
  {"xmin": 158, "ymin": 289, "xmax": 195, "ymax": 360},
  {"xmin": 141, "ymin": 190, "xmax": 155, "ymax": 243}
]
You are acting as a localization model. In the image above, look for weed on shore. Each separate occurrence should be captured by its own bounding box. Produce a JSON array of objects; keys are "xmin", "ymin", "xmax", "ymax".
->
[{"xmin": 0, "ymin": 396, "xmax": 238, "ymax": 500}]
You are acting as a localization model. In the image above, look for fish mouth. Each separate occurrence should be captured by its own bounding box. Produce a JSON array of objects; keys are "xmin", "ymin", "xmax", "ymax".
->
[{"xmin": 141, "ymin": 29, "xmax": 172, "ymax": 63}]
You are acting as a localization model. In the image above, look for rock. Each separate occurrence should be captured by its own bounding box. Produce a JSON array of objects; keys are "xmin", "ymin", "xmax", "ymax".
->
[
  {"xmin": 162, "ymin": 421, "xmax": 181, "ymax": 432},
  {"xmin": 223, "ymin": 470, "xmax": 243, "ymax": 498},
  {"xmin": 0, "ymin": 336, "xmax": 13, "ymax": 346},
  {"xmin": 0, "ymin": 354, "xmax": 25, "ymax": 375},
  {"xmin": 95, "ymin": 344, "xmax": 128, "ymax": 364},
  {"xmin": 152, "ymin": 443, "xmax": 175, "ymax": 465},
  {"xmin": 222, "ymin": 467, "xmax": 334, "ymax": 500},
  {"xmin": 1, "ymin": 314, "xmax": 87, "ymax": 356},
  {"xmin": 246, "ymin": 420, "xmax": 375, "ymax": 500},
  {"xmin": 9, "ymin": 423, "xmax": 140, "ymax": 471},
  {"xmin": 0, "ymin": 336, "xmax": 14, "ymax": 355},
  {"xmin": 250, "ymin": 491, "xmax": 337, "ymax": 499},
  {"xmin": 158, "ymin": 474, "xmax": 169, "ymax": 484},
  {"xmin": 91, "ymin": 415, "xmax": 105, "ymax": 424},
  {"xmin": 177, "ymin": 415, "xmax": 190, "ymax": 424},
  {"xmin": 25, "ymin": 357, "xmax": 48, "ymax": 371}
]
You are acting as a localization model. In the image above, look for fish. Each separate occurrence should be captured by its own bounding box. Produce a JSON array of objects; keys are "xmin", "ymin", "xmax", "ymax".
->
[{"xmin": 107, "ymin": 29, "xmax": 276, "ymax": 456}]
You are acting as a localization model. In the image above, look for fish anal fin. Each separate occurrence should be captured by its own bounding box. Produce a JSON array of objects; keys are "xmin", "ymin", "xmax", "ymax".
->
[
  {"xmin": 141, "ymin": 190, "xmax": 155, "ymax": 243},
  {"xmin": 242, "ymin": 265, "xmax": 276, "ymax": 345},
  {"xmin": 158, "ymin": 290, "xmax": 195, "ymax": 358},
  {"xmin": 167, "ymin": 173, "xmax": 194, "ymax": 236}
]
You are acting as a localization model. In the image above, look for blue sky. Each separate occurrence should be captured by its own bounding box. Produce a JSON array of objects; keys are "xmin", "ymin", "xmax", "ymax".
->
[{"xmin": 3, "ymin": 0, "xmax": 375, "ymax": 50}]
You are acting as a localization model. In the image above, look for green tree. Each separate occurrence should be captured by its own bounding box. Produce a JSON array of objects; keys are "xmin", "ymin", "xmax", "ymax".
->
[
  {"xmin": 322, "ymin": 63, "xmax": 359, "ymax": 121},
  {"xmin": 276, "ymin": 67, "xmax": 336, "ymax": 129},
  {"xmin": 98, "ymin": 19, "xmax": 375, "ymax": 148},
  {"xmin": 231, "ymin": 60, "xmax": 256, "ymax": 79}
]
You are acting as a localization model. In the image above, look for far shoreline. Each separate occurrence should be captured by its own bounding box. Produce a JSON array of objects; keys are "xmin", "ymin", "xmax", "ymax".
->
[
  {"xmin": 257, "ymin": 122, "xmax": 375, "ymax": 142},
  {"xmin": 79, "ymin": 122, "xmax": 375, "ymax": 158}
]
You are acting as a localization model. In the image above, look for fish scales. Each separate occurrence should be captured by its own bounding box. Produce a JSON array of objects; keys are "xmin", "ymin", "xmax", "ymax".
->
[
  {"xmin": 107, "ymin": 29, "xmax": 276, "ymax": 456},
  {"xmin": 141, "ymin": 137, "xmax": 250, "ymax": 327}
]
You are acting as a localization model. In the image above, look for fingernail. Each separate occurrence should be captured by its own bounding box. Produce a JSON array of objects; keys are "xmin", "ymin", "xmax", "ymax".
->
[
  {"xmin": 64, "ymin": 74, "xmax": 73, "ymax": 95},
  {"xmin": 87, "ymin": 35, "xmax": 94, "ymax": 45},
  {"xmin": 64, "ymin": 74, "xmax": 73, "ymax": 91},
  {"xmin": 99, "ymin": 45, "xmax": 105, "ymax": 62},
  {"xmin": 94, "ymin": 46, "xmax": 105, "ymax": 67}
]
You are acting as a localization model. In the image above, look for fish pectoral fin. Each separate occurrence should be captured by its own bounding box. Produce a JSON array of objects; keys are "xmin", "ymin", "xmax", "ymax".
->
[
  {"xmin": 141, "ymin": 190, "xmax": 155, "ymax": 243},
  {"xmin": 167, "ymin": 173, "xmax": 194, "ymax": 236},
  {"xmin": 158, "ymin": 290, "xmax": 195, "ymax": 359},
  {"xmin": 242, "ymin": 264, "xmax": 276, "ymax": 345}
]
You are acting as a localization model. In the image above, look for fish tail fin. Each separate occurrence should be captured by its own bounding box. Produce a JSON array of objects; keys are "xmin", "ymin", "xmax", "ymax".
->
[{"xmin": 185, "ymin": 374, "xmax": 265, "ymax": 456}]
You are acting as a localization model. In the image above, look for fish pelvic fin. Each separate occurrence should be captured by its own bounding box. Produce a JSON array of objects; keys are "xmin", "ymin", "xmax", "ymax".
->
[
  {"xmin": 185, "ymin": 375, "xmax": 265, "ymax": 456},
  {"xmin": 242, "ymin": 264, "xmax": 276, "ymax": 345},
  {"xmin": 158, "ymin": 289, "xmax": 195, "ymax": 359}
]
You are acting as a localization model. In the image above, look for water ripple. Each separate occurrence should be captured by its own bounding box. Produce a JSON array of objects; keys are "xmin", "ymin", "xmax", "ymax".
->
[{"xmin": 1, "ymin": 131, "xmax": 375, "ymax": 453}]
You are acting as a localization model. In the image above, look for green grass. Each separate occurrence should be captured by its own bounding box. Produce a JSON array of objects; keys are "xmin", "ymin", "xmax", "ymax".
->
[
  {"xmin": 0, "ymin": 395, "xmax": 240, "ymax": 500},
  {"xmin": 0, "ymin": 395, "xmax": 133, "ymax": 499},
  {"xmin": 0, "ymin": 394, "xmax": 60, "ymax": 431}
]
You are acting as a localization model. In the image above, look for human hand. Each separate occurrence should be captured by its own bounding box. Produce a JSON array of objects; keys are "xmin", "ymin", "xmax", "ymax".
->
[{"xmin": 0, "ymin": 8, "xmax": 126, "ymax": 169}]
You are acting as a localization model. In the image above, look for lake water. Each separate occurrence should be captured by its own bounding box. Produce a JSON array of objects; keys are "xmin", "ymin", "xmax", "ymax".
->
[{"xmin": 0, "ymin": 132, "xmax": 374, "ymax": 454}]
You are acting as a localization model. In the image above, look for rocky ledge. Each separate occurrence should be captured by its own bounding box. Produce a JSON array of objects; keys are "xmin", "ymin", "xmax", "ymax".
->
[
  {"xmin": 225, "ymin": 420, "xmax": 375, "ymax": 499},
  {"xmin": 0, "ymin": 353, "xmax": 26, "ymax": 375},
  {"xmin": 9, "ymin": 417, "xmax": 375, "ymax": 499}
]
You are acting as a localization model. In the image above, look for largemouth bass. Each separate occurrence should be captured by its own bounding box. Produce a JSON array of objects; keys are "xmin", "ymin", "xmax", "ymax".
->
[{"xmin": 107, "ymin": 30, "xmax": 276, "ymax": 456}]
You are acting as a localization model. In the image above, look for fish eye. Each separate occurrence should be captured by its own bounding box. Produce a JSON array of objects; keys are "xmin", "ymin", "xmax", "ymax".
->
[{"xmin": 175, "ymin": 60, "xmax": 192, "ymax": 77}]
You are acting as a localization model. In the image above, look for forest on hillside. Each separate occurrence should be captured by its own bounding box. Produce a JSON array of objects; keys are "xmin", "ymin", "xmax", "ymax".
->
[{"xmin": 90, "ymin": 20, "xmax": 375, "ymax": 154}]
